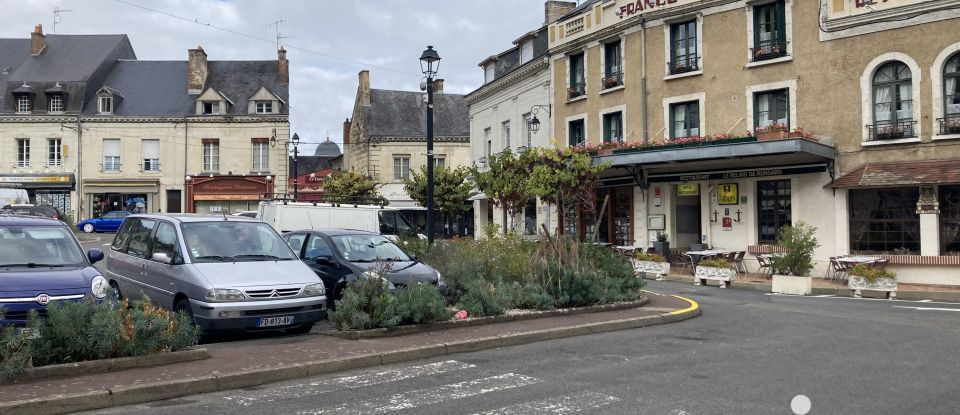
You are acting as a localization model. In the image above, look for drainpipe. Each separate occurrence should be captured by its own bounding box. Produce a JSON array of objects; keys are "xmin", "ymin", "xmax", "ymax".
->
[
  {"xmin": 640, "ymin": 17, "xmax": 649, "ymax": 144},
  {"xmin": 75, "ymin": 113, "xmax": 82, "ymax": 220},
  {"xmin": 183, "ymin": 117, "xmax": 189, "ymax": 212}
]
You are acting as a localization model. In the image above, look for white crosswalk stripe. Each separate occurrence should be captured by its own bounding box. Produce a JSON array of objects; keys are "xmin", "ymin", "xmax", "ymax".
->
[
  {"xmin": 297, "ymin": 373, "xmax": 541, "ymax": 415},
  {"xmin": 470, "ymin": 391, "xmax": 620, "ymax": 415},
  {"xmin": 222, "ymin": 360, "xmax": 475, "ymax": 407}
]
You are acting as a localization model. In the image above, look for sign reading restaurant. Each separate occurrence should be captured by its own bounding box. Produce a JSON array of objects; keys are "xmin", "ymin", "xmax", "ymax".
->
[{"xmin": 648, "ymin": 165, "xmax": 827, "ymax": 183}]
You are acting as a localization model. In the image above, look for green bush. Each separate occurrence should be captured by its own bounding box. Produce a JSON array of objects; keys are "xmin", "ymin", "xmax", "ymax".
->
[
  {"xmin": 328, "ymin": 276, "xmax": 400, "ymax": 331},
  {"xmin": 394, "ymin": 279, "xmax": 452, "ymax": 325},
  {"xmin": 698, "ymin": 258, "xmax": 732, "ymax": 268},
  {"xmin": 397, "ymin": 234, "xmax": 430, "ymax": 260},
  {"xmin": 454, "ymin": 278, "xmax": 516, "ymax": 317},
  {"xmin": 849, "ymin": 263, "xmax": 896, "ymax": 283},
  {"xmin": 634, "ymin": 251, "xmax": 666, "ymax": 262},
  {"xmin": 0, "ymin": 310, "xmax": 34, "ymax": 380},
  {"xmin": 771, "ymin": 222, "xmax": 820, "ymax": 276}
]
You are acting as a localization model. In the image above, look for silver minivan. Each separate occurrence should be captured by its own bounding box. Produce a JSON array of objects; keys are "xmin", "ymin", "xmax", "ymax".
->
[{"xmin": 105, "ymin": 214, "xmax": 326, "ymax": 334}]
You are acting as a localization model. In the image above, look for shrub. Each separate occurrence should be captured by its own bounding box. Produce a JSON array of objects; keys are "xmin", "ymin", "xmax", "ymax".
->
[
  {"xmin": 699, "ymin": 258, "xmax": 732, "ymax": 268},
  {"xmin": 634, "ymin": 251, "xmax": 666, "ymax": 263},
  {"xmin": 454, "ymin": 278, "xmax": 516, "ymax": 317},
  {"xmin": 849, "ymin": 264, "xmax": 896, "ymax": 283},
  {"xmin": 394, "ymin": 279, "xmax": 451, "ymax": 325},
  {"xmin": 0, "ymin": 310, "xmax": 34, "ymax": 380},
  {"xmin": 770, "ymin": 222, "xmax": 820, "ymax": 276},
  {"xmin": 397, "ymin": 234, "xmax": 430, "ymax": 260},
  {"xmin": 328, "ymin": 276, "xmax": 400, "ymax": 331}
]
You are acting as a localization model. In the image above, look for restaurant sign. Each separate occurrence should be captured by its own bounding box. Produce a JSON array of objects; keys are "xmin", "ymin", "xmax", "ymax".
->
[
  {"xmin": 193, "ymin": 179, "xmax": 265, "ymax": 194},
  {"xmin": 648, "ymin": 165, "xmax": 826, "ymax": 183},
  {"xmin": 0, "ymin": 174, "xmax": 73, "ymax": 184}
]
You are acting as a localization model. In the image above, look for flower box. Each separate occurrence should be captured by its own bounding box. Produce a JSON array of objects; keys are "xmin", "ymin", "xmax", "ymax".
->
[
  {"xmin": 694, "ymin": 265, "xmax": 736, "ymax": 288},
  {"xmin": 633, "ymin": 260, "xmax": 670, "ymax": 279},
  {"xmin": 597, "ymin": 148, "xmax": 614, "ymax": 156},
  {"xmin": 757, "ymin": 130, "xmax": 788, "ymax": 141},
  {"xmin": 772, "ymin": 274, "xmax": 812, "ymax": 296},
  {"xmin": 848, "ymin": 275, "xmax": 898, "ymax": 299}
]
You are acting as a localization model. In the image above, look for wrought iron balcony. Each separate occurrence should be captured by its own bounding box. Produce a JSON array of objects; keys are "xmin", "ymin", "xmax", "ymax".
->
[
  {"xmin": 602, "ymin": 72, "xmax": 623, "ymax": 89},
  {"xmin": 140, "ymin": 160, "xmax": 161, "ymax": 172},
  {"xmin": 938, "ymin": 114, "xmax": 960, "ymax": 135},
  {"xmin": 669, "ymin": 56, "xmax": 699, "ymax": 75},
  {"xmin": 867, "ymin": 120, "xmax": 917, "ymax": 141},
  {"xmin": 750, "ymin": 40, "xmax": 788, "ymax": 62},
  {"xmin": 567, "ymin": 82, "xmax": 586, "ymax": 100},
  {"xmin": 101, "ymin": 162, "xmax": 122, "ymax": 172}
]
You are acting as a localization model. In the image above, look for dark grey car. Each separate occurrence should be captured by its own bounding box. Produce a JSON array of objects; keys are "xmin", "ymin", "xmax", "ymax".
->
[{"xmin": 282, "ymin": 229, "xmax": 447, "ymax": 309}]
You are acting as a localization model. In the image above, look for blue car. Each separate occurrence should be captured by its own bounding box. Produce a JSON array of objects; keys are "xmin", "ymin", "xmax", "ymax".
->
[
  {"xmin": 0, "ymin": 215, "xmax": 106, "ymax": 326},
  {"xmin": 77, "ymin": 211, "xmax": 131, "ymax": 233}
]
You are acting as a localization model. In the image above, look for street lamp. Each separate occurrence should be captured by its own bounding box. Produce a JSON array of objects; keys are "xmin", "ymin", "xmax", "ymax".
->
[
  {"xmin": 527, "ymin": 104, "xmax": 552, "ymax": 134},
  {"xmin": 420, "ymin": 45, "xmax": 441, "ymax": 244},
  {"xmin": 291, "ymin": 132, "xmax": 300, "ymax": 201}
]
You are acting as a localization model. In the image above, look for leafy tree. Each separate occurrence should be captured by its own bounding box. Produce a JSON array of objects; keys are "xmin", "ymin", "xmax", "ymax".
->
[
  {"xmin": 470, "ymin": 149, "xmax": 536, "ymax": 234},
  {"xmin": 403, "ymin": 165, "xmax": 476, "ymax": 237},
  {"xmin": 322, "ymin": 170, "xmax": 388, "ymax": 205},
  {"xmin": 527, "ymin": 147, "xmax": 608, "ymax": 236}
]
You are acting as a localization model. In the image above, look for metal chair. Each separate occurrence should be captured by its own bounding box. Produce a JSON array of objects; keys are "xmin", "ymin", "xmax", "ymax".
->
[
  {"xmin": 676, "ymin": 253, "xmax": 694, "ymax": 275},
  {"xmin": 831, "ymin": 257, "xmax": 849, "ymax": 281},
  {"xmin": 756, "ymin": 255, "xmax": 773, "ymax": 278},
  {"xmin": 732, "ymin": 251, "xmax": 747, "ymax": 274}
]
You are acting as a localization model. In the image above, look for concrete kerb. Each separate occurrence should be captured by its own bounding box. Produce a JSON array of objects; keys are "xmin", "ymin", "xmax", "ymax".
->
[
  {"xmin": 0, "ymin": 293, "xmax": 701, "ymax": 415},
  {"xmin": 5, "ymin": 348, "xmax": 210, "ymax": 383}
]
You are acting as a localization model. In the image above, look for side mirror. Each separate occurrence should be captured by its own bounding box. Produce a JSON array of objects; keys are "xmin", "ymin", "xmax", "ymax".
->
[
  {"xmin": 87, "ymin": 248, "xmax": 104, "ymax": 264},
  {"xmin": 410, "ymin": 254, "xmax": 418, "ymax": 261},
  {"xmin": 151, "ymin": 252, "xmax": 173, "ymax": 264}
]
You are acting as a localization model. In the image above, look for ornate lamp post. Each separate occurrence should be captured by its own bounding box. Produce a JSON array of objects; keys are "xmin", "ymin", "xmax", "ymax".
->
[
  {"xmin": 291, "ymin": 132, "xmax": 300, "ymax": 201},
  {"xmin": 420, "ymin": 46, "xmax": 441, "ymax": 244}
]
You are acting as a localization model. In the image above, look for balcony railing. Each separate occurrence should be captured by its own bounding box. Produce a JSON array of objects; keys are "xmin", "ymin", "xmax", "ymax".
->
[
  {"xmin": 567, "ymin": 82, "xmax": 586, "ymax": 100},
  {"xmin": 669, "ymin": 55, "xmax": 699, "ymax": 74},
  {"xmin": 602, "ymin": 72, "xmax": 623, "ymax": 89},
  {"xmin": 938, "ymin": 114, "xmax": 960, "ymax": 135},
  {"xmin": 101, "ymin": 162, "xmax": 122, "ymax": 172},
  {"xmin": 750, "ymin": 40, "xmax": 788, "ymax": 62},
  {"xmin": 11, "ymin": 160, "xmax": 30, "ymax": 168},
  {"xmin": 45, "ymin": 160, "xmax": 62, "ymax": 167},
  {"xmin": 140, "ymin": 161, "xmax": 161, "ymax": 172},
  {"xmin": 867, "ymin": 120, "xmax": 917, "ymax": 141}
]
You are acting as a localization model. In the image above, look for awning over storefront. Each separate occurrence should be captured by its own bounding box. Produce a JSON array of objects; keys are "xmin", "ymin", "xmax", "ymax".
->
[
  {"xmin": 831, "ymin": 159, "xmax": 960, "ymax": 188},
  {"xmin": 83, "ymin": 179, "xmax": 160, "ymax": 194},
  {"xmin": 0, "ymin": 174, "xmax": 76, "ymax": 190}
]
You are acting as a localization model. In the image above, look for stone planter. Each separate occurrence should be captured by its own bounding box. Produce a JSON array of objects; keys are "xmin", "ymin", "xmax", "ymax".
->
[
  {"xmin": 848, "ymin": 275, "xmax": 898, "ymax": 299},
  {"xmin": 772, "ymin": 274, "xmax": 812, "ymax": 296},
  {"xmin": 633, "ymin": 260, "xmax": 670, "ymax": 279},
  {"xmin": 694, "ymin": 266, "xmax": 736, "ymax": 288}
]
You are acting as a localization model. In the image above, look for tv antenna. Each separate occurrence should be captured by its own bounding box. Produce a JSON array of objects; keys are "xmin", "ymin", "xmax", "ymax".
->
[
  {"xmin": 53, "ymin": 7, "xmax": 73, "ymax": 34},
  {"xmin": 266, "ymin": 18, "xmax": 289, "ymax": 51}
]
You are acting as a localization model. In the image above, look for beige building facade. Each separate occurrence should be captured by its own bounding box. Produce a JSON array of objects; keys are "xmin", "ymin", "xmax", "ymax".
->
[{"xmin": 543, "ymin": 0, "xmax": 960, "ymax": 283}]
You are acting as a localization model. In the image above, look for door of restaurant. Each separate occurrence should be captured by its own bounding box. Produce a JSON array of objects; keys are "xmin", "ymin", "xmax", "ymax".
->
[
  {"xmin": 674, "ymin": 185, "xmax": 701, "ymax": 249},
  {"xmin": 594, "ymin": 187, "xmax": 633, "ymax": 246}
]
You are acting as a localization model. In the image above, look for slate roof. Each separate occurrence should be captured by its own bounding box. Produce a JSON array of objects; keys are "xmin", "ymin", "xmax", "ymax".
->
[
  {"xmin": 365, "ymin": 89, "xmax": 469, "ymax": 138},
  {"xmin": 832, "ymin": 159, "xmax": 960, "ymax": 188},
  {"xmin": 313, "ymin": 139, "xmax": 342, "ymax": 156},
  {"xmin": 290, "ymin": 155, "xmax": 340, "ymax": 176},
  {"xmin": 5, "ymin": 34, "xmax": 134, "ymax": 82}
]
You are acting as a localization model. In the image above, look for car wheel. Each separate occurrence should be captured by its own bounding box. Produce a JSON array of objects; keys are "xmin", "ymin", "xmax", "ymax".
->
[
  {"xmin": 108, "ymin": 281, "xmax": 123, "ymax": 305},
  {"xmin": 174, "ymin": 298, "xmax": 198, "ymax": 328},
  {"xmin": 286, "ymin": 323, "xmax": 314, "ymax": 335},
  {"xmin": 82, "ymin": 223, "xmax": 95, "ymax": 233}
]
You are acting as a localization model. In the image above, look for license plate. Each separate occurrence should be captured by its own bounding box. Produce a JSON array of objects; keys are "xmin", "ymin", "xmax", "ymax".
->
[{"xmin": 257, "ymin": 316, "xmax": 294, "ymax": 327}]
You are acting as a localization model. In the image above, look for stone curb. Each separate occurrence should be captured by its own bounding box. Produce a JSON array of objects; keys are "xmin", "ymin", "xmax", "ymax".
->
[
  {"xmin": 325, "ymin": 296, "xmax": 651, "ymax": 340},
  {"xmin": 660, "ymin": 274, "xmax": 960, "ymax": 302},
  {"xmin": 2, "ymin": 348, "xmax": 209, "ymax": 383},
  {"xmin": 0, "ymin": 295, "xmax": 700, "ymax": 415}
]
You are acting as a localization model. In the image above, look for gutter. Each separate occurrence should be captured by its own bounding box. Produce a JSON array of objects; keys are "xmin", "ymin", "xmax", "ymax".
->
[{"xmin": 641, "ymin": 18, "xmax": 648, "ymax": 144}]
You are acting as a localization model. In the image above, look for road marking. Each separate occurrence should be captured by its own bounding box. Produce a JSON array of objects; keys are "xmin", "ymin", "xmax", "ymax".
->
[
  {"xmin": 918, "ymin": 299, "xmax": 933, "ymax": 302},
  {"xmin": 298, "ymin": 373, "xmax": 540, "ymax": 415},
  {"xmin": 892, "ymin": 306, "xmax": 960, "ymax": 312},
  {"xmin": 766, "ymin": 293, "xmax": 960, "ymax": 306},
  {"xmin": 470, "ymin": 391, "xmax": 619, "ymax": 414},
  {"xmin": 223, "ymin": 360, "xmax": 475, "ymax": 407},
  {"xmin": 101, "ymin": 243, "xmax": 111, "ymax": 246},
  {"xmin": 813, "ymin": 295, "xmax": 835, "ymax": 298},
  {"xmin": 669, "ymin": 295, "xmax": 699, "ymax": 315}
]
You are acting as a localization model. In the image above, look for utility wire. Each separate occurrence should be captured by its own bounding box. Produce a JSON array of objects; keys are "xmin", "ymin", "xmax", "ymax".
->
[{"xmin": 112, "ymin": 0, "xmax": 420, "ymax": 77}]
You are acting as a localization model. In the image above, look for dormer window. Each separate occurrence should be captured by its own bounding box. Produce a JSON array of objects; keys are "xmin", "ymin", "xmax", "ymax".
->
[
  {"xmin": 48, "ymin": 95, "xmax": 63, "ymax": 113},
  {"xmin": 255, "ymin": 101, "xmax": 273, "ymax": 114},
  {"xmin": 99, "ymin": 96, "xmax": 113, "ymax": 114},
  {"xmin": 202, "ymin": 101, "xmax": 219, "ymax": 115},
  {"xmin": 16, "ymin": 95, "xmax": 31, "ymax": 113}
]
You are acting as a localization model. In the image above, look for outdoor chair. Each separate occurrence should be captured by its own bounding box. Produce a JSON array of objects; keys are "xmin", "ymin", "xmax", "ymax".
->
[
  {"xmin": 756, "ymin": 255, "xmax": 773, "ymax": 278},
  {"xmin": 676, "ymin": 253, "xmax": 694, "ymax": 275},
  {"xmin": 732, "ymin": 251, "xmax": 747, "ymax": 274},
  {"xmin": 831, "ymin": 257, "xmax": 849, "ymax": 281}
]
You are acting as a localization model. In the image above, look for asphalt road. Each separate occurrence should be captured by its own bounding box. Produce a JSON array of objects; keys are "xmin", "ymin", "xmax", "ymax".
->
[{"xmin": 79, "ymin": 280, "xmax": 960, "ymax": 415}]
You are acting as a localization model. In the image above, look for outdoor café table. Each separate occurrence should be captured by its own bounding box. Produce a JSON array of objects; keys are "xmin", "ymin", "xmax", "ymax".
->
[{"xmin": 837, "ymin": 256, "xmax": 883, "ymax": 265}]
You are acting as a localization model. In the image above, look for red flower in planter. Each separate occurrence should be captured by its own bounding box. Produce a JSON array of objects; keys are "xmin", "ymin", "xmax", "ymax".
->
[{"xmin": 455, "ymin": 310, "xmax": 468, "ymax": 320}]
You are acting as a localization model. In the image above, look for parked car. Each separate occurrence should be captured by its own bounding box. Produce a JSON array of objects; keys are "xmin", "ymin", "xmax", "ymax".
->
[
  {"xmin": 104, "ymin": 214, "xmax": 327, "ymax": 334},
  {"xmin": 258, "ymin": 201, "xmax": 424, "ymax": 240},
  {"xmin": 1, "ymin": 204, "xmax": 64, "ymax": 221},
  {"xmin": 231, "ymin": 211, "xmax": 258, "ymax": 218},
  {"xmin": 282, "ymin": 229, "xmax": 446, "ymax": 309},
  {"xmin": 0, "ymin": 215, "xmax": 106, "ymax": 326},
  {"xmin": 77, "ymin": 211, "xmax": 131, "ymax": 233}
]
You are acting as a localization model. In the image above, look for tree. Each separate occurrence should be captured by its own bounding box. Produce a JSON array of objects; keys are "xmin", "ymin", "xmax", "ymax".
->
[
  {"xmin": 470, "ymin": 149, "xmax": 536, "ymax": 234},
  {"xmin": 322, "ymin": 170, "xmax": 388, "ymax": 205},
  {"xmin": 527, "ymin": 147, "xmax": 609, "ymax": 236},
  {"xmin": 403, "ymin": 165, "xmax": 476, "ymax": 237}
]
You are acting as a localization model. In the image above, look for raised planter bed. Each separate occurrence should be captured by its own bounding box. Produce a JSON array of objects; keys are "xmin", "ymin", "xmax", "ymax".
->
[
  {"xmin": 849, "ymin": 275, "xmax": 898, "ymax": 299},
  {"xmin": 694, "ymin": 266, "xmax": 736, "ymax": 288},
  {"xmin": 633, "ymin": 260, "xmax": 670, "ymax": 279},
  {"xmin": 772, "ymin": 274, "xmax": 812, "ymax": 295}
]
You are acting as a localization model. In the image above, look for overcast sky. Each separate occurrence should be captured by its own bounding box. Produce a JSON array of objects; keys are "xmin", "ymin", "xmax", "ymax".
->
[{"xmin": 0, "ymin": 0, "xmax": 551, "ymax": 153}]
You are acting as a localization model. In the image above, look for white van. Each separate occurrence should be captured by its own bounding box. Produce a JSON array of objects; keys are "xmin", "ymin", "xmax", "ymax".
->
[
  {"xmin": 0, "ymin": 188, "xmax": 29, "ymax": 208},
  {"xmin": 257, "ymin": 201, "xmax": 423, "ymax": 239}
]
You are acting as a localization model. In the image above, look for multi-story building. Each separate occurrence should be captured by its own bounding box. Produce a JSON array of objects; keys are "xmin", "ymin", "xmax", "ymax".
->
[
  {"xmin": 0, "ymin": 24, "xmax": 289, "ymax": 219},
  {"xmin": 544, "ymin": 0, "xmax": 960, "ymax": 284},
  {"xmin": 465, "ymin": 1, "xmax": 576, "ymax": 238}
]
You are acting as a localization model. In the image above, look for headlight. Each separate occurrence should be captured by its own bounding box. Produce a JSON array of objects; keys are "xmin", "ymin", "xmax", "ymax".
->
[
  {"xmin": 436, "ymin": 272, "xmax": 446, "ymax": 287},
  {"xmin": 302, "ymin": 283, "xmax": 326, "ymax": 296},
  {"xmin": 91, "ymin": 276, "xmax": 108, "ymax": 299},
  {"xmin": 204, "ymin": 289, "xmax": 246, "ymax": 302},
  {"xmin": 361, "ymin": 271, "xmax": 395, "ymax": 290}
]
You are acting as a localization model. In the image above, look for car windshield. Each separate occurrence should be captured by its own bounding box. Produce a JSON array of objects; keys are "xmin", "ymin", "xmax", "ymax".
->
[
  {"xmin": 331, "ymin": 234, "xmax": 411, "ymax": 262},
  {"xmin": 0, "ymin": 225, "xmax": 86, "ymax": 267},
  {"xmin": 378, "ymin": 210, "xmax": 418, "ymax": 237},
  {"xmin": 181, "ymin": 221, "xmax": 297, "ymax": 263}
]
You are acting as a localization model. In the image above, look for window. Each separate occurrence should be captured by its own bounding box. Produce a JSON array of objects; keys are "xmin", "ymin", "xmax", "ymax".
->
[
  {"xmin": 603, "ymin": 111, "xmax": 623, "ymax": 143},
  {"xmin": 151, "ymin": 222, "xmax": 180, "ymax": 262},
  {"xmin": 849, "ymin": 188, "xmax": 920, "ymax": 254},
  {"xmin": 202, "ymin": 101, "xmax": 219, "ymax": 115},
  {"xmin": 142, "ymin": 139, "xmax": 160, "ymax": 172},
  {"xmin": 125, "ymin": 218, "xmax": 157, "ymax": 259},
  {"xmin": 47, "ymin": 138, "xmax": 61, "ymax": 167},
  {"xmin": 202, "ymin": 139, "xmax": 219, "ymax": 172},
  {"xmin": 757, "ymin": 180, "xmax": 791, "ymax": 244},
  {"xmin": 603, "ymin": 40, "xmax": 622, "ymax": 89},
  {"xmin": 941, "ymin": 186, "xmax": 960, "ymax": 254},
  {"xmin": 524, "ymin": 198, "xmax": 537, "ymax": 236},
  {"xmin": 103, "ymin": 139, "xmax": 120, "ymax": 171},
  {"xmin": 98, "ymin": 96, "xmax": 112, "ymax": 114},
  {"xmin": 304, "ymin": 235, "xmax": 334, "ymax": 261},
  {"xmin": 484, "ymin": 127, "xmax": 492, "ymax": 157},
  {"xmin": 48, "ymin": 95, "xmax": 63, "ymax": 113},
  {"xmin": 754, "ymin": 89, "xmax": 789, "ymax": 129},
  {"xmin": 870, "ymin": 61, "xmax": 914, "ymax": 140},
  {"xmin": 393, "ymin": 155, "xmax": 410, "ymax": 180},
  {"xmin": 502, "ymin": 121, "xmax": 511, "ymax": 150},
  {"xmin": 568, "ymin": 52, "xmax": 585, "ymax": 99},
  {"xmin": 251, "ymin": 138, "xmax": 269, "ymax": 171},
  {"xmin": 670, "ymin": 20, "xmax": 698, "ymax": 74},
  {"xmin": 752, "ymin": 1, "xmax": 787, "ymax": 62},
  {"xmin": 16, "ymin": 95, "xmax": 30, "ymax": 113},
  {"xmin": 255, "ymin": 101, "xmax": 273, "ymax": 114},
  {"xmin": 285, "ymin": 233, "xmax": 306, "ymax": 256},
  {"xmin": 941, "ymin": 53, "xmax": 960, "ymax": 135},
  {"xmin": 484, "ymin": 64, "xmax": 495, "ymax": 84},
  {"xmin": 568, "ymin": 119, "xmax": 585, "ymax": 146},
  {"xmin": 520, "ymin": 40, "xmax": 534, "ymax": 64},
  {"xmin": 15, "ymin": 138, "xmax": 29, "ymax": 167},
  {"xmin": 434, "ymin": 156, "xmax": 446, "ymax": 169},
  {"xmin": 670, "ymin": 101, "xmax": 700, "ymax": 139},
  {"xmin": 522, "ymin": 112, "xmax": 533, "ymax": 148}
]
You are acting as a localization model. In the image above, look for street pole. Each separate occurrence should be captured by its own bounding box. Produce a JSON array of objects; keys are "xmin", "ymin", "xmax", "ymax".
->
[
  {"xmin": 426, "ymin": 76, "xmax": 435, "ymax": 244},
  {"xmin": 293, "ymin": 138, "xmax": 299, "ymax": 201}
]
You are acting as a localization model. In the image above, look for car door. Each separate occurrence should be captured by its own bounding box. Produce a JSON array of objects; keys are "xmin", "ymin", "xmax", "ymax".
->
[
  {"xmin": 105, "ymin": 212, "xmax": 126, "ymax": 231},
  {"xmin": 302, "ymin": 234, "xmax": 346, "ymax": 296},
  {"xmin": 142, "ymin": 221, "xmax": 182, "ymax": 308},
  {"xmin": 284, "ymin": 232, "xmax": 307, "ymax": 258},
  {"xmin": 113, "ymin": 217, "xmax": 158, "ymax": 300}
]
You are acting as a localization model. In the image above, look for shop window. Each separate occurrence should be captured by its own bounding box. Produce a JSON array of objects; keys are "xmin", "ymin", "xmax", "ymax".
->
[
  {"xmin": 393, "ymin": 155, "xmax": 410, "ymax": 180},
  {"xmin": 757, "ymin": 180, "xmax": 791, "ymax": 244},
  {"xmin": 941, "ymin": 185, "xmax": 960, "ymax": 255},
  {"xmin": 670, "ymin": 20, "xmax": 698, "ymax": 74},
  {"xmin": 754, "ymin": 89, "xmax": 789, "ymax": 129},
  {"xmin": 15, "ymin": 138, "xmax": 30, "ymax": 167},
  {"xmin": 849, "ymin": 188, "xmax": 920, "ymax": 254},
  {"xmin": 670, "ymin": 101, "xmax": 700, "ymax": 139},
  {"xmin": 568, "ymin": 119, "xmax": 585, "ymax": 146},
  {"xmin": 751, "ymin": 0, "xmax": 787, "ymax": 62},
  {"xmin": 603, "ymin": 111, "xmax": 623, "ymax": 143},
  {"xmin": 202, "ymin": 139, "xmax": 219, "ymax": 172},
  {"xmin": 47, "ymin": 138, "xmax": 61, "ymax": 167},
  {"xmin": 603, "ymin": 40, "xmax": 622, "ymax": 89},
  {"xmin": 940, "ymin": 53, "xmax": 960, "ymax": 135},
  {"xmin": 568, "ymin": 52, "xmax": 585, "ymax": 99},
  {"xmin": 870, "ymin": 61, "xmax": 914, "ymax": 140}
]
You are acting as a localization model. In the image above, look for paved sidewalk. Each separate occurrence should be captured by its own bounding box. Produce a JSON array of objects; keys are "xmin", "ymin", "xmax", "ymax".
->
[{"xmin": 0, "ymin": 292, "xmax": 696, "ymax": 414}]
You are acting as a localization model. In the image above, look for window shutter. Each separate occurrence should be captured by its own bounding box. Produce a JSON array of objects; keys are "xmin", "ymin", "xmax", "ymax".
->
[
  {"xmin": 103, "ymin": 139, "xmax": 120, "ymax": 157},
  {"xmin": 142, "ymin": 140, "xmax": 159, "ymax": 159},
  {"xmin": 776, "ymin": 1, "xmax": 786, "ymax": 44}
]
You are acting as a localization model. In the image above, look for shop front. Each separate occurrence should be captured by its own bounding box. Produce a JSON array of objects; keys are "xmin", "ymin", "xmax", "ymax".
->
[
  {"xmin": 186, "ymin": 175, "xmax": 273, "ymax": 214},
  {"xmin": 0, "ymin": 174, "xmax": 75, "ymax": 213},
  {"xmin": 82, "ymin": 179, "xmax": 159, "ymax": 219},
  {"xmin": 288, "ymin": 169, "xmax": 332, "ymax": 202}
]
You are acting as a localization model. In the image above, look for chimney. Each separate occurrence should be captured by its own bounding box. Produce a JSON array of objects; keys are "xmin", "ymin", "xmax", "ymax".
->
[
  {"xmin": 278, "ymin": 47, "xmax": 288, "ymax": 85},
  {"xmin": 30, "ymin": 24, "xmax": 46, "ymax": 56},
  {"xmin": 358, "ymin": 70, "xmax": 371, "ymax": 106},
  {"xmin": 544, "ymin": 1, "xmax": 577, "ymax": 25},
  {"xmin": 187, "ymin": 45, "xmax": 208, "ymax": 94},
  {"xmin": 432, "ymin": 79, "xmax": 444, "ymax": 94},
  {"xmin": 343, "ymin": 118, "xmax": 352, "ymax": 146}
]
